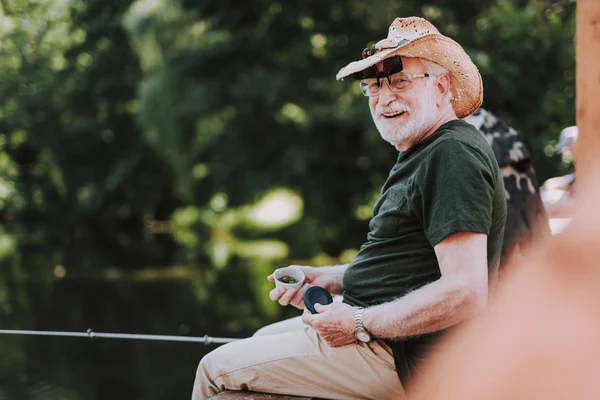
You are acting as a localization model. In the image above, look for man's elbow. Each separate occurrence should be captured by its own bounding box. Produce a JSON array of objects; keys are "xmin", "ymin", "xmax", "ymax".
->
[
  {"xmin": 463, "ymin": 280, "xmax": 488, "ymax": 315},
  {"xmin": 445, "ymin": 272, "xmax": 488, "ymax": 316}
]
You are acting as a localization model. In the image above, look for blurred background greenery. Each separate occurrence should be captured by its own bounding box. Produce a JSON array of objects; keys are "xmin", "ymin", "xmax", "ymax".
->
[{"xmin": 0, "ymin": 0, "xmax": 575, "ymax": 399}]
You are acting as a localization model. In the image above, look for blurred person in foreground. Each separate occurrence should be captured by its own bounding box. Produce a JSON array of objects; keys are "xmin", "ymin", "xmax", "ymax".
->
[
  {"xmin": 464, "ymin": 108, "xmax": 550, "ymax": 272},
  {"xmin": 541, "ymin": 126, "xmax": 578, "ymax": 225},
  {"xmin": 192, "ymin": 17, "xmax": 506, "ymax": 400}
]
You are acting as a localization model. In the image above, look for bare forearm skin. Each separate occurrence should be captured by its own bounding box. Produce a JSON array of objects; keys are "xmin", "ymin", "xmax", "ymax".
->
[
  {"xmin": 318, "ymin": 264, "xmax": 348, "ymax": 295},
  {"xmin": 362, "ymin": 276, "xmax": 486, "ymax": 340}
]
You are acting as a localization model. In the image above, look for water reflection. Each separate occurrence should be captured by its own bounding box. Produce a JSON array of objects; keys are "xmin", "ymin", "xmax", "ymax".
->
[{"xmin": 0, "ymin": 260, "xmax": 300, "ymax": 400}]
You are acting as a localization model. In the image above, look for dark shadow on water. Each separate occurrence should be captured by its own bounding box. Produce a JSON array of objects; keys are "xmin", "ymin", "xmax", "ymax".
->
[{"xmin": 0, "ymin": 260, "xmax": 299, "ymax": 400}]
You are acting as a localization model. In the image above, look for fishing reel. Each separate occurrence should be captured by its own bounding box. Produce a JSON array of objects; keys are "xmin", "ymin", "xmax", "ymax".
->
[{"xmin": 303, "ymin": 286, "xmax": 333, "ymax": 314}]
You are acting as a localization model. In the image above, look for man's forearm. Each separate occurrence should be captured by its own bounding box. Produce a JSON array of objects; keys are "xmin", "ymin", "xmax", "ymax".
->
[
  {"xmin": 362, "ymin": 276, "xmax": 486, "ymax": 339},
  {"xmin": 319, "ymin": 264, "xmax": 348, "ymax": 295}
]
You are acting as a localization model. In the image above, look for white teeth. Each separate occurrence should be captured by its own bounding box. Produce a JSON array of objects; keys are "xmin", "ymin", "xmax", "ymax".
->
[{"xmin": 383, "ymin": 111, "xmax": 405, "ymax": 117}]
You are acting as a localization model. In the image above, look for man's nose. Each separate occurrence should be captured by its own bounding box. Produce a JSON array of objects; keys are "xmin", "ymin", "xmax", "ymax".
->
[{"xmin": 378, "ymin": 80, "xmax": 397, "ymax": 106}]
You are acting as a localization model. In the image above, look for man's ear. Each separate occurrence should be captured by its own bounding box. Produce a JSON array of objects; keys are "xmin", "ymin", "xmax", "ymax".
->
[{"xmin": 436, "ymin": 74, "xmax": 452, "ymax": 101}]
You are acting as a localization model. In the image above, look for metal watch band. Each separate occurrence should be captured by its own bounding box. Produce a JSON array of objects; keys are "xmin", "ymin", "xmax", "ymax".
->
[
  {"xmin": 354, "ymin": 307, "xmax": 371, "ymax": 342},
  {"xmin": 354, "ymin": 308, "xmax": 366, "ymax": 332}
]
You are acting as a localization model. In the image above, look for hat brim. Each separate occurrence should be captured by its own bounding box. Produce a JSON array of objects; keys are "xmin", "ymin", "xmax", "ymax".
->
[{"xmin": 336, "ymin": 35, "xmax": 483, "ymax": 119}]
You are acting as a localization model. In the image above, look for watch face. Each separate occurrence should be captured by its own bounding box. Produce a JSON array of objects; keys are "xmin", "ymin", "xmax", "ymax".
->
[{"xmin": 356, "ymin": 331, "xmax": 371, "ymax": 343}]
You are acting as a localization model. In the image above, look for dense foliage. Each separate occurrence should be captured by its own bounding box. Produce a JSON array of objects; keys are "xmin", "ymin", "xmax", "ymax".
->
[
  {"xmin": 0, "ymin": 0, "xmax": 576, "ymax": 271},
  {"xmin": 0, "ymin": 1, "xmax": 576, "ymax": 398}
]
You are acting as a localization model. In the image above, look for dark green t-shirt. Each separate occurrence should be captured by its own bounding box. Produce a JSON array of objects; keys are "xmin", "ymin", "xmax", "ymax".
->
[{"xmin": 342, "ymin": 119, "xmax": 507, "ymax": 383}]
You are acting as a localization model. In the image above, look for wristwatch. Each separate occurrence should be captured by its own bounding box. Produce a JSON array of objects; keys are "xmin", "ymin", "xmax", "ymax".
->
[{"xmin": 354, "ymin": 308, "xmax": 372, "ymax": 343}]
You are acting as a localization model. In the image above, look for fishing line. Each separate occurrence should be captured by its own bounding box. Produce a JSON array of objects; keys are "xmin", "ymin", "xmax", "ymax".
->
[{"xmin": 0, "ymin": 329, "xmax": 240, "ymax": 345}]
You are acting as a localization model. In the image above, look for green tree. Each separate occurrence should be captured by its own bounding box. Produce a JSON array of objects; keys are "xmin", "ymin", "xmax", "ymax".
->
[
  {"xmin": 125, "ymin": 0, "xmax": 575, "ymax": 261},
  {"xmin": 0, "ymin": 0, "xmax": 181, "ymax": 273}
]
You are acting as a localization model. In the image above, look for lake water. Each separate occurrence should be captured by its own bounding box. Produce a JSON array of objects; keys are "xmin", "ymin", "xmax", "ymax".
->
[{"xmin": 0, "ymin": 260, "xmax": 298, "ymax": 400}]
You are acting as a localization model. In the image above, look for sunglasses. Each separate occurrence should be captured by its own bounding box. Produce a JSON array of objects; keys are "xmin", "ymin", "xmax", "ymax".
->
[{"xmin": 351, "ymin": 55, "xmax": 405, "ymax": 80}]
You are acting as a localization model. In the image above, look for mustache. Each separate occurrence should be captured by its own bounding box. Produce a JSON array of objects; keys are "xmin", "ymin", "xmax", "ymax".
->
[{"xmin": 378, "ymin": 102, "xmax": 410, "ymax": 115}]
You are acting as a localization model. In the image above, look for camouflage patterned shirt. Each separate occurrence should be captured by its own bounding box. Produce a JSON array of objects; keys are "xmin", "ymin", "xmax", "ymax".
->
[{"xmin": 465, "ymin": 108, "xmax": 550, "ymax": 268}]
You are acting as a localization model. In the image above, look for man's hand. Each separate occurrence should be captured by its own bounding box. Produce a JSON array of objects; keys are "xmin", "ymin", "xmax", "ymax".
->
[
  {"xmin": 267, "ymin": 265, "xmax": 314, "ymax": 309},
  {"xmin": 267, "ymin": 265, "xmax": 344, "ymax": 310},
  {"xmin": 302, "ymin": 302, "xmax": 357, "ymax": 347},
  {"xmin": 268, "ymin": 282, "xmax": 311, "ymax": 309}
]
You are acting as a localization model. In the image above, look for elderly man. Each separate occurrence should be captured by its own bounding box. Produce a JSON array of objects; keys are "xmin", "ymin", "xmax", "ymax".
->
[{"xmin": 192, "ymin": 17, "xmax": 506, "ymax": 400}]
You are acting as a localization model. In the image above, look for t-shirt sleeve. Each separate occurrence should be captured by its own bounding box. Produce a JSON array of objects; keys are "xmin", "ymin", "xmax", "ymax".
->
[{"xmin": 414, "ymin": 138, "xmax": 498, "ymax": 246}]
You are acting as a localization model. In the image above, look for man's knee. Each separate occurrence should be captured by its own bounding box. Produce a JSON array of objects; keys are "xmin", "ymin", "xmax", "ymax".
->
[
  {"xmin": 252, "ymin": 324, "xmax": 274, "ymax": 337},
  {"xmin": 192, "ymin": 346, "xmax": 228, "ymax": 399}
]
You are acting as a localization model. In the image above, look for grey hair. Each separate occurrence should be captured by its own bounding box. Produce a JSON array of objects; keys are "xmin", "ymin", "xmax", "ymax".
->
[
  {"xmin": 421, "ymin": 59, "xmax": 449, "ymax": 76},
  {"xmin": 421, "ymin": 59, "xmax": 453, "ymax": 99}
]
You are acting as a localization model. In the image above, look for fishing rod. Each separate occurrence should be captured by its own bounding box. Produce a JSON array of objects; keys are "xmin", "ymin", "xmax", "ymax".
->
[{"xmin": 0, "ymin": 329, "xmax": 241, "ymax": 345}]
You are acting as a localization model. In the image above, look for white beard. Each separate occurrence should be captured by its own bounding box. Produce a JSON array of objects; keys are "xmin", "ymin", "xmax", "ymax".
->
[{"xmin": 374, "ymin": 98, "xmax": 437, "ymax": 148}]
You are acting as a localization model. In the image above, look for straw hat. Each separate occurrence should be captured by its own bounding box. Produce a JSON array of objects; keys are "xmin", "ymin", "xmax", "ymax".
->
[{"xmin": 336, "ymin": 17, "xmax": 483, "ymax": 119}]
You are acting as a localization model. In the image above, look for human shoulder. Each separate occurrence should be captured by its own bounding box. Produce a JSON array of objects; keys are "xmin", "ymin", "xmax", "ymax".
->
[
  {"xmin": 412, "ymin": 122, "xmax": 498, "ymax": 191},
  {"xmin": 425, "ymin": 120, "xmax": 495, "ymax": 163}
]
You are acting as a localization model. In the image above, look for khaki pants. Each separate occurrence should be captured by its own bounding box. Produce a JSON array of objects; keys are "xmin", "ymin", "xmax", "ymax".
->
[{"xmin": 192, "ymin": 316, "xmax": 406, "ymax": 400}]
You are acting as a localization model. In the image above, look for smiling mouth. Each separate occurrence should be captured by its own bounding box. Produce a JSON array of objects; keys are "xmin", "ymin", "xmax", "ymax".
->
[{"xmin": 382, "ymin": 111, "xmax": 406, "ymax": 119}]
